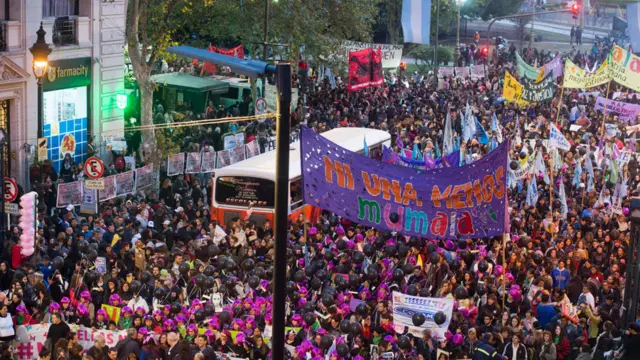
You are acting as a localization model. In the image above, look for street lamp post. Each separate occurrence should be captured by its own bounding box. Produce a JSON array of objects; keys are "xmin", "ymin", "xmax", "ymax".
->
[
  {"xmin": 166, "ymin": 45, "xmax": 289, "ymax": 359},
  {"xmin": 454, "ymin": 0, "xmax": 463, "ymax": 65},
  {"xmin": 29, "ymin": 23, "xmax": 52, "ymax": 139},
  {"xmin": 529, "ymin": 3, "xmax": 536, "ymax": 48}
]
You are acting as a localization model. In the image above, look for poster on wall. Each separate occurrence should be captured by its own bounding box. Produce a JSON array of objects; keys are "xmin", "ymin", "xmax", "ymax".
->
[
  {"xmin": 99, "ymin": 176, "xmax": 117, "ymax": 202},
  {"xmin": 115, "ymin": 171, "xmax": 135, "ymax": 197},
  {"xmin": 56, "ymin": 181, "xmax": 83, "ymax": 208},
  {"xmin": 43, "ymin": 57, "xmax": 91, "ymax": 173}
]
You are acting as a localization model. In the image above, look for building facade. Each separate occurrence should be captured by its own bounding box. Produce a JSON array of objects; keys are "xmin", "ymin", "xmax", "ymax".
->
[{"xmin": 0, "ymin": 0, "xmax": 125, "ymax": 187}]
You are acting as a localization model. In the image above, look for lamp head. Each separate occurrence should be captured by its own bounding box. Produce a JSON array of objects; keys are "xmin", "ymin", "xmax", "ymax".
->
[{"xmin": 29, "ymin": 23, "xmax": 52, "ymax": 80}]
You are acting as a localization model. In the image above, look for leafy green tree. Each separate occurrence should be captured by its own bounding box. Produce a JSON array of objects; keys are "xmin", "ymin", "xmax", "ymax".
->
[{"xmin": 406, "ymin": 45, "xmax": 453, "ymax": 72}]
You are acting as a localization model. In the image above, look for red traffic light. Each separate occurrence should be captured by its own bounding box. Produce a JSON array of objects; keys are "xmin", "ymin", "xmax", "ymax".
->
[
  {"xmin": 481, "ymin": 47, "xmax": 488, "ymax": 55},
  {"xmin": 571, "ymin": 2, "xmax": 579, "ymax": 14}
]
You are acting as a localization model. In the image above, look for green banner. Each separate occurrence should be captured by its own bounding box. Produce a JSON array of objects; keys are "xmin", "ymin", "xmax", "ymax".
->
[{"xmin": 43, "ymin": 57, "xmax": 92, "ymax": 91}]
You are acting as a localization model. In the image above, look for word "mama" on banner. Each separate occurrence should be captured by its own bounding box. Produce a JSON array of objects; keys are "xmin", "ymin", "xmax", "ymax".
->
[{"xmin": 300, "ymin": 126, "xmax": 508, "ymax": 238}]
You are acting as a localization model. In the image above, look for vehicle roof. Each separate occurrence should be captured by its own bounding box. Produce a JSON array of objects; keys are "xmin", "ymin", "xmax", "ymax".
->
[{"xmin": 214, "ymin": 127, "xmax": 391, "ymax": 182}]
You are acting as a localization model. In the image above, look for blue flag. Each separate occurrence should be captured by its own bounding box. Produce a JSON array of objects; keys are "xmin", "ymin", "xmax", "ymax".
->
[
  {"xmin": 412, "ymin": 143, "xmax": 423, "ymax": 161},
  {"xmin": 363, "ymin": 136, "xmax": 369, "ymax": 157},
  {"xmin": 573, "ymin": 161, "xmax": 582, "ymax": 186},
  {"xmin": 476, "ymin": 119, "xmax": 489, "ymax": 145}
]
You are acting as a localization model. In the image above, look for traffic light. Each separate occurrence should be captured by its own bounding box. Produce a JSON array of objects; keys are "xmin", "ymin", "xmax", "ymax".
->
[
  {"xmin": 571, "ymin": 2, "xmax": 579, "ymax": 19},
  {"xmin": 481, "ymin": 47, "xmax": 489, "ymax": 56},
  {"xmin": 18, "ymin": 192, "xmax": 37, "ymax": 257},
  {"xmin": 399, "ymin": 62, "xmax": 407, "ymax": 72}
]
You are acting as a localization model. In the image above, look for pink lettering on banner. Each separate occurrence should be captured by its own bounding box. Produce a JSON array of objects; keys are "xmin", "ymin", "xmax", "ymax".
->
[
  {"xmin": 15, "ymin": 325, "xmax": 127, "ymax": 360},
  {"xmin": 594, "ymin": 96, "xmax": 640, "ymax": 123}
]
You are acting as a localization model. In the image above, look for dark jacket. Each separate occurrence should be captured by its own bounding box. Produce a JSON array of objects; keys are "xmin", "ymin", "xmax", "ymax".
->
[
  {"xmin": 115, "ymin": 336, "xmax": 141, "ymax": 360},
  {"xmin": 502, "ymin": 342, "xmax": 528, "ymax": 360}
]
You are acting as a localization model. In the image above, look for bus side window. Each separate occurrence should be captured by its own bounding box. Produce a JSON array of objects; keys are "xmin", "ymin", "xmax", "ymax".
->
[{"xmin": 290, "ymin": 179, "xmax": 304, "ymax": 210}]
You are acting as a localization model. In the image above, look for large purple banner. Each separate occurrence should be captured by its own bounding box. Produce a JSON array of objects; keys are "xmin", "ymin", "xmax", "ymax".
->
[
  {"xmin": 300, "ymin": 127, "xmax": 508, "ymax": 238},
  {"xmin": 594, "ymin": 96, "xmax": 640, "ymax": 123}
]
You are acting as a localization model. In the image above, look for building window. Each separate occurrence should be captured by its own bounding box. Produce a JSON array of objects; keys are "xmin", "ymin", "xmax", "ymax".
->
[
  {"xmin": 52, "ymin": 17, "xmax": 77, "ymax": 46},
  {"xmin": 43, "ymin": 0, "xmax": 78, "ymax": 17},
  {"xmin": 0, "ymin": 100, "xmax": 10, "ymax": 175}
]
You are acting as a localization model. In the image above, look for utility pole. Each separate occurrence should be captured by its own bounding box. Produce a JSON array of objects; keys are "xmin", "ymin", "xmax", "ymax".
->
[
  {"xmin": 262, "ymin": 0, "xmax": 269, "ymax": 98},
  {"xmin": 433, "ymin": 0, "xmax": 440, "ymax": 88}
]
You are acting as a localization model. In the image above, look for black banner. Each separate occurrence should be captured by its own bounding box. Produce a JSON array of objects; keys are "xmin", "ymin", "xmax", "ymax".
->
[{"xmin": 521, "ymin": 74, "xmax": 554, "ymax": 103}]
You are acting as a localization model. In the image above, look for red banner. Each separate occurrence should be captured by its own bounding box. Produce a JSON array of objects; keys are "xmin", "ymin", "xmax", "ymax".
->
[
  {"xmin": 202, "ymin": 45, "xmax": 217, "ymax": 74},
  {"xmin": 200, "ymin": 45, "xmax": 245, "ymax": 74},
  {"xmin": 347, "ymin": 47, "xmax": 383, "ymax": 92}
]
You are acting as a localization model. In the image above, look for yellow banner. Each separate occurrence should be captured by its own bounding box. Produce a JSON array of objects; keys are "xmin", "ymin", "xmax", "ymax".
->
[
  {"xmin": 503, "ymin": 72, "xmax": 528, "ymax": 106},
  {"xmin": 608, "ymin": 45, "xmax": 640, "ymax": 93},
  {"xmin": 563, "ymin": 59, "xmax": 610, "ymax": 89}
]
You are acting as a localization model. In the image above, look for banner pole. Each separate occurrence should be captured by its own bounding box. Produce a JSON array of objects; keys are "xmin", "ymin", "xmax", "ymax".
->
[
  {"xmin": 502, "ymin": 233, "xmax": 507, "ymax": 310},
  {"xmin": 554, "ymin": 86, "xmax": 564, "ymax": 124},
  {"xmin": 600, "ymin": 81, "xmax": 612, "ymax": 139}
]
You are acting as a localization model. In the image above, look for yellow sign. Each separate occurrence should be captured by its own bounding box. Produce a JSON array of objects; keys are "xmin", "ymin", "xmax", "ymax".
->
[
  {"xmin": 37, "ymin": 137, "xmax": 47, "ymax": 161},
  {"xmin": 563, "ymin": 59, "xmax": 610, "ymax": 89},
  {"xmin": 608, "ymin": 45, "xmax": 640, "ymax": 93},
  {"xmin": 101, "ymin": 304, "xmax": 121, "ymax": 324},
  {"xmin": 503, "ymin": 72, "xmax": 528, "ymax": 106},
  {"xmin": 85, "ymin": 179, "xmax": 105, "ymax": 190}
]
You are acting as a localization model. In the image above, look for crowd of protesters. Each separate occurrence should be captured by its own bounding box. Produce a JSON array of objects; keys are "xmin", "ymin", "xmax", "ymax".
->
[{"xmin": 1, "ymin": 38, "xmax": 640, "ymax": 360}]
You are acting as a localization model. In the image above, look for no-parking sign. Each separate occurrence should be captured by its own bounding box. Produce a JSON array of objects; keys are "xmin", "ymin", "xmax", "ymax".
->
[
  {"xmin": 84, "ymin": 157, "xmax": 104, "ymax": 180},
  {"xmin": 4, "ymin": 177, "xmax": 17, "ymax": 202}
]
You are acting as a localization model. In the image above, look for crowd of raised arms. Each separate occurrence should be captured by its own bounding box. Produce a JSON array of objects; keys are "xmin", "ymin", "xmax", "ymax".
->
[{"xmin": 1, "ymin": 39, "xmax": 640, "ymax": 360}]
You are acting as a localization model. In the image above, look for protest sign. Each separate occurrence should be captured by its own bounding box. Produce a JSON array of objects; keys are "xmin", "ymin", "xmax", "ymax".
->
[
  {"xmin": 217, "ymin": 150, "xmax": 231, "ymax": 168},
  {"xmin": 563, "ymin": 59, "xmax": 610, "ymax": 89},
  {"xmin": 514, "ymin": 155, "xmax": 536, "ymax": 179},
  {"xmin": 594, "ymin": 96, "xmax": 640, "ymax": 123},
  {"xmin": 549, "ymin": 123, "xmax": 571, "ymax": 151},
  {"xmin": 95, "ymin": 257, "xmax": 107, "ymax": 273},
  {"xmin": 608, "ymin": 45, "xmax": 640, "ymax": 93},
  {"xmin": 521, "ymin": 73, "xmax": 554, "ymax": 102},
  {"xmin": 80, "ymin": 185, "xmax": 98, "ymax": 215},
  {"xmin": 391, "ymin": 291, "xmax": 454, "ymax": 340},
  {"xmin": 185, "ymin": 152, "xmax": 202, "ymax": 173},
  {"xmin": 347, "ymin": 47, "xmax": 383, "ymax": 92},
  {"xmin": 455, "ymin": 66, "xmax": 470, "ymax": 78},
  {"xmin": 115, "ymin": 171, "xmax": 135, "ymax": 197},
  {"xmin": 201, "ymin": 151, "xmax": 217, "ymax": 172},
  {"xmin": 503, "ymin": 72, "xmax": 528, "ymax": 106},
  {"xmin": 135, "ymin": 164, "xmax": 153, "ymax": 190},
  {"xmin": 470, "ymin": 65, "xmax": 485, "ymax": 79},
  {"xmin": 167, "ymin": 153, "xmax": 185, "ymax": 176},
  {"xmin": 437, "ymin": 67, "xmax": 454, "ymax": 78},
  {"xmin": 230, "ymin": 145, "xmax": 246, "ymax": 164},
  {"xmin": 14, "ymin": 325, "xmax": 126, "ymax": 360},
  {"xmin": 99, "ymin": 176, "xmax": 117, "ymax": 202},
  {"xmin": 56, "ymin": 181, "xmax": 83, "ymax": 208},
  {"xmin": 338, "ymin": 40, "xmax": 404, "ymax": 68},
  {"xmin": 300, "ymin": 126, "xmax": 508, "ymax": 238},
  {"xmin": 245, "ymin": 141, "xmax": 260, "ymax": 159}
]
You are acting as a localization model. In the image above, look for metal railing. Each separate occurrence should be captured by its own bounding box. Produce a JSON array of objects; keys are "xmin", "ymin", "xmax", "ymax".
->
[
  {"xmin": 52, "ymin": 17, "xmax": 77, "ymax": 46},
  {"xmin": 0, "ymin": 23, "xmax": 6, "ymax": 52}
]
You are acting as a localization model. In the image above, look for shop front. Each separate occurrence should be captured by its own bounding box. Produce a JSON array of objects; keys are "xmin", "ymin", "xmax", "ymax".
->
[{"xmin": 42, "ymin": 57, "xmax": 91, "ymax": 172}]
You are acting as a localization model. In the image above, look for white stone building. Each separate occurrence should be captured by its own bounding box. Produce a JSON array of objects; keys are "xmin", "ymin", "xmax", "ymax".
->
[{"xmin": 0, "ymin": 0, "xmax": 126, "ymax": 186}]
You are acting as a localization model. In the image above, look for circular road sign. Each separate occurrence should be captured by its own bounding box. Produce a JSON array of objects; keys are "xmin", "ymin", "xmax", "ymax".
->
[
  {"xmin": 255, "ymin": 98, "xmax": 267, "ymax": 115},
  {"xmin": 84, "ymin": 157, "xmax": 105, "ymax": 180},
  {"xmin": 4, "ymin": 177, "xmax": 17, "ymax": 202}
]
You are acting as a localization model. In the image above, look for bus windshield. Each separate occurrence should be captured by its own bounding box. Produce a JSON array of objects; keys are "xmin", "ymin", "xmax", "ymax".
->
[{"xmin": 215, "ymin": 176, "xmax": 275, "ymax": 208}]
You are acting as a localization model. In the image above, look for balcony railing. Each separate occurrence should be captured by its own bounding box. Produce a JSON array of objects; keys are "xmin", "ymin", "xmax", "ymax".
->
[
  {"xmin": 52, "ymin": 17, "xmax": 77, "ymax": 46},
  {"xmin": 0, "ymin": 23, "xmax": 6, "ymax": 52}
]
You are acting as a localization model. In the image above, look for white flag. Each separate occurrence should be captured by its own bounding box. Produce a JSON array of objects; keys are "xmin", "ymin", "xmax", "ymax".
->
[{"xmin": 549, "ymin": 123, "xmax": 571, "ymax": 151}]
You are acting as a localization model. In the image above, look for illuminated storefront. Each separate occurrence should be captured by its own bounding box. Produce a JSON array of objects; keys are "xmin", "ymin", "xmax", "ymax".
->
[{"xmin": 42, "ymin": 57, "xmax": 91, "ymax": 172}]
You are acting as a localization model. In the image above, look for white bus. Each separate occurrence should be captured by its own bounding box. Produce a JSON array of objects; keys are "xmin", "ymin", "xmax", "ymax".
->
[{"xmin": 211, "ymin": 127, "xmax": 391, "ymax": 226}]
